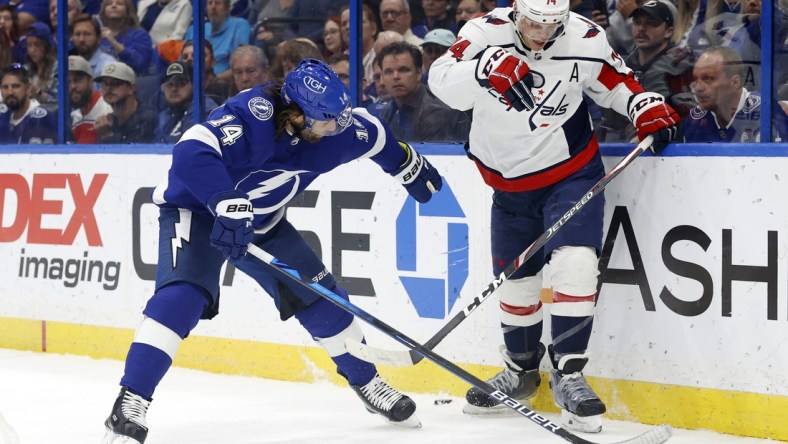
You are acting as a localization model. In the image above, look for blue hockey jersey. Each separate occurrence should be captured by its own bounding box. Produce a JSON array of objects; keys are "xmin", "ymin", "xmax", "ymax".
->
[
  {"xmin": 152, "ymin": 83, "xmax": 408, "ymax": 230},
  {"xmin": 682, "ymin": 90, "xmax": 761, "ymax": 142},
  {"xmin": 0, "ymin": 102, "xmax": 56, "ymax": 144}
]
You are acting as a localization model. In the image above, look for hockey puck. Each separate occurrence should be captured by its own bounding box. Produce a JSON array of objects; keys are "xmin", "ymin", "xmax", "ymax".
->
[{"xmin": 434, "ymin": 399, "xmax": 453, "ymax": 405}]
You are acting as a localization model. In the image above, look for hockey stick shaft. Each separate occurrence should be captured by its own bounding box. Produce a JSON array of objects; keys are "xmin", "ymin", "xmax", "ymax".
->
[
  {"xmin": 346, "ymin": 135, "xmax": 653, "ymax": 366},
  {"xmin": 245, "ymin": 243, "xmax": 671, "ymax": 444}
]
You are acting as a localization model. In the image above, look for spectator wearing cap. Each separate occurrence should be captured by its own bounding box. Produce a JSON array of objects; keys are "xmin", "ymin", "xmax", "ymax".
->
[
  {"xmin": 69, "ymin": 55, "xmax": 113, "ymax": 144},
  {"xmin": 599, "ymin": 0, "xmax": 694, "ymax": 142},
  {"xmin": 185, "ymin": 0, "xmax": 250, "ymax": 82},
  {"xmin": 136, "ymin": 0, "xmax": 192, "ymax": 46},
  {"xmin": 229, "ymin": 44, "xmax": 269, "ymax": 95},
  {"xmin": 379, "ymin": 0, "xmax": 423, "ymax": 46},
  {"xmin": 23, "ymin": 22, "xmax": 57, "ymax": 104},
  {"xmin": 155, "ymin": 61, "xmax": 218, "ymax": 144},
  {"xmin": 71, "ymin": 14, "xmax": 118, "ymax": 81},
  {"xmin": 97, "ymin": 0, "xmax": 154, "ymax": 75},
  {"xmin": 94, "ymin": 61, "xmax": 157, "ymax": 143},
  {"xmin": 420, "ymin": 28, "xmax": 455, "ymax": 83},
  {"xmin": 0, "ymin": 64, "xmax": 56, "ymax": 144}
]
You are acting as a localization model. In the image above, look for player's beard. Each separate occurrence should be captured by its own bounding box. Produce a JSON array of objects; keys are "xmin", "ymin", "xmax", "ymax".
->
[{"xmin": 290, "ymin": 120, "xmax": 324, "ymax": 144}]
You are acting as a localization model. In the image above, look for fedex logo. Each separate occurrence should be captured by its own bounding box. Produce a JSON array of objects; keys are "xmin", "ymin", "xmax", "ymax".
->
[{"xmin": 0, "ymin": 173, "xmax": 108, "ymax": 246}]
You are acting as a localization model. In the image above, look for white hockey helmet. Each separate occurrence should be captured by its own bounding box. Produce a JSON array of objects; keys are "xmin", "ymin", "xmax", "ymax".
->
[{"xmin": 514, "ymin": 0, "xmax": 570, "ymax": 44}]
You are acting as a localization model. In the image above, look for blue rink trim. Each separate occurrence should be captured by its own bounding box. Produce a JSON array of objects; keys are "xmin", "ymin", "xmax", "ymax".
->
[{"xmin": 3, "ymin": 142, "xmax": 788, "ymax": 157}]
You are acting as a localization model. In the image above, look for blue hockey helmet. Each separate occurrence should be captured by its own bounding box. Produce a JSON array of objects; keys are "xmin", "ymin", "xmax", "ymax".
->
[{"xmin": 282, "ymin": 58, "xmax": 353, "ymax": 137}]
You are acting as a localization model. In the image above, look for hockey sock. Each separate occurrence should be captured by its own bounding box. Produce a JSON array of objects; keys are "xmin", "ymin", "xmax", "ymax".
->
[
  {"xmin": 502, "ymin": 321, "xmax": 544, "ymax": 369},
  {"xmin": 551, "ymin": 313, "xmax": 594, "ymax": 363},
  {"xmin": 121, "ymin": 343, "xmax": 172, "ymax": 400},
  {"xmin": 296, "ymin": 293, "xmax": 376, "ymax": 386}
]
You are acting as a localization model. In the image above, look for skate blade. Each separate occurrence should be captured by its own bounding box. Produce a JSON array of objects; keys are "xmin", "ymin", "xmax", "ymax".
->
[
  {"xmin": 462, "ymin": 399, "xmax": 532, "ymax": 416},
  {"xmin": 390, "ymin": 413, "xmax": 422, "ymax": 428},
  {"xmin": 560, "ymin": 409, "xmax": 603, "ymax": 433},
  {"xmin": 102, "ymin": 428, "xmax": 143, "ymax": 444}
]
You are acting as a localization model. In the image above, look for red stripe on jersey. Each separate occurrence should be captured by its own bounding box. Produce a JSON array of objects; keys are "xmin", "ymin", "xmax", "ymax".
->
[
  {"xmin": 475, "ymin": 135, "xmax": 599, "ymax": 192},
  {"xmin": 598, "ymin": 66, "xmax": 644, "ymax": 94},
  {"xmin": 552, "ymin": 292, "xmax": 597, "ymax": 303},
  {"xmin": 500, "ymin": 301, "xmax": 543, "ymax": 316}
]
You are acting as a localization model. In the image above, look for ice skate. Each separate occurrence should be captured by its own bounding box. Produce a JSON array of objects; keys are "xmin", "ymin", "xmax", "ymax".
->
[
  {"xmin": 549, "ymin": 348, "xmax": 606, "ymax": 433},
  {"xmin": 102, "ymin": 387, "xmax": 150, "ymax": 444},
  {"xmin": 463, "ymin": 343, "xmax": 545, "ymax": 415},
  {"xmin": 351, "ymin": 373, "xmax": 420, "ymax": 428}
]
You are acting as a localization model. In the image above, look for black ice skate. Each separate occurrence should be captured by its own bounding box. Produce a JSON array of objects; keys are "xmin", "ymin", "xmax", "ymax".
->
[
  {"xmin": 351, "ymin": 373, "xmax": 421, "ymax": 428},
  {"xmin": 463, "ymin": 343, "xmax": 545, "ymax": 415},
  {"xmin": 102, "ymin": 387, "xmax": 150, "ymax": 444},
  {"xmin": 549, "ymin": 346, "xmax": 606, "ymax": 433}
]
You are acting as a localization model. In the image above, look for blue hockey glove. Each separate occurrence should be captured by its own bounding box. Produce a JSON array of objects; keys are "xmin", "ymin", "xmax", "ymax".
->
[
  {"xmin": 628, "ymin": 92, "xmax": 680, "ymax": 154},
  {"xmin": 207, "ymin": 190, "xmax": 255, "ymax": 260},
  {"xmin": 476, "ymin": 46, "xmax": 535, "ymax": 112},
  {"xmin": 391, "ymin": 141, "xmax": 442, "ymax": 203}
]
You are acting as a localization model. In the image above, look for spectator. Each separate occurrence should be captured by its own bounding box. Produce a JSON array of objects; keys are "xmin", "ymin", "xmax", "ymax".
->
[
  {"xmin": 673, "ymin": 0, "xmax": 712, "ymax": 50},
  {"xmin": 366, "ymin": 54, "xmax": 390, "ymax": 117},
  {"xmin": 377, "ymin": 41, "xmax": 458, "ymax": 141},
  {"xmin": 455, "ymin": 0, "xmax": 482, "ymax": 31},
  {"xmin": 600, "ymin": 0, "xmax": 694, "ymax": 141},
  {"xmin": 0, "ymin": 64, "xmax": 55, "ymax": 144},
  {"xmin": 23, "ymin": 22, "xmax": 57, "ymax": 104},
  {"xmin": 97, "ymin": 0, "xmax": 154, "ymax": 75},
  {"xmin": 412, "ymin": 0, "xmax": 457, "ymax": 38},
  {"xmin": 69, "ymin": 55, "xmax": 113, "ymax": 144},
  {"xmin": 270, "ymin": 37, "xmax": 322, "ymax": 81},
  {"xmin": 379, "ymin": 0, "xmax": 423, "ymax": 46},
  {"xmin": 321, "ymin": 16, "xmax": 345, "ymax": 59},
  {"xmin": 136, "ymin": 0, "xmax": 193, "ymax": 46},
  {"xmin": 71, "ymin": 14, "xmax": 117, "ymax": 79},
  {"xmin": 94, "ymin": 61, "xmax": 158, "ymax": 143},
  {"xmin": 5, "ymin": 0, "xmax": 49, "ymax": 31},
  {"xmin": 230, "ymin": 44, "xmax": 269, "ymax": 94},
  {"xmin": 288, "ymin": 0, "xmax": 343, "ymax": 45},
  {"xmin": 155, "ymin": 61, "xmax": 218, "ymax": 143},
  {"xmin": 250, "ymin": 0, "xmax": 294, "ymax": 61},
  {"xmin": 327, "ymin": 52, "xmax": 350, "ymax": 89},
  {"xmin": 0, "ymin": 5, "xmax": 25, "ymax": 63},
  {"xmin": 340, "ymin": 4, "xmax": 378, "ymax": 85},
  {"xmin": 374, "ymin": 29, "xmax": 405, "ymax": 55},
  {"xmin": 683, "ymin": 46, "xmax": 762, "ymax": 142},
  {"xmin": 180, "ymin": 39, "xmax": 229, "ymax": 105},
  {"xmin": 420, "ymin": 28, "xmax": 454, "ymax": 82},
  {"xmin": 480, "ymin": 0, "xmax": 497, "ymax": 12},
  {"xmin": 49, "ymin": 0, "xmax": 80, "ymax": 46},
  {"xmin": 185, "ymin": 0, "xmax": 250, "ymax": 82}
]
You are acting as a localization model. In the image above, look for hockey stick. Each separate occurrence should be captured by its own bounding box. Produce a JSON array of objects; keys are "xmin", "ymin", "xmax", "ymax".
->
[
  {"xmin": 245, "ymin": 242, "xmax": 671, "ymax": 444},
  {"xmin": 346, "ymin": 135, "xmax": 654, "ymax": 366}
]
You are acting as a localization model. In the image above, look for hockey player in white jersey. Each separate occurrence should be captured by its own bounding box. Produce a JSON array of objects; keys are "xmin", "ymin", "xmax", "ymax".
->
[{"xmin": 429, "ymin": 0, "xmax": 679, "ymax": 433}]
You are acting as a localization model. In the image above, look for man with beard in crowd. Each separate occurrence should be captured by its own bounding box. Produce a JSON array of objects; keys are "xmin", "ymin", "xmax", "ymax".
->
[
  {"xmin": 94, "ymin": 61, "xmax": 157, "ymax": 143},
  {"xmin": 69, "ymin": 55, "xmax": 112, "ymax": 144},
  {"xmin": 71, "ymin": 14, "xmax": 117, "ymax": 79},
  {"xmin": 155, "ymin": 61, "xmax": 218, "ymax": 143},
  {"xmin": 0, "ymin": 64, "xmax": 56, "ymax": 144}
]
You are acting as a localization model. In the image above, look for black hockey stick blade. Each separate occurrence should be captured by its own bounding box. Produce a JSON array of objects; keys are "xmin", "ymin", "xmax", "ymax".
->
[
  {"xmin": 346, "ymin": 135, "xmax": 654, "ymax": 367},
  {"xmin": 245, "ymin": 242, "xmax": 671, "ymax": 444}
]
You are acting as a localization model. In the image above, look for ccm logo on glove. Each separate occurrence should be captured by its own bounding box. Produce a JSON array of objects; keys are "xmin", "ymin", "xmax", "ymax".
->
[
  {"xmin": 627, "ymin": 92, "xmax": 680, "ymax": 154},
  {"xmin": 476, "ymin": 46, "xmax": 536, "ymax": 112}
]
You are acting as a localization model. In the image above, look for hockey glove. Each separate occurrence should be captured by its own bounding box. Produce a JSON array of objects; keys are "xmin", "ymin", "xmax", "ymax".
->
[
  {"xmin": 476, "ymin": 46, "xmax": 535, "ymax": 112},
  {"xmin": 628, "ymin": 92, "xmax": 680, "ymax": 154},
  {"xmin": 207, "ymin": 190, "xmax": 255, "ymax": 260},
  {"xmin": 391, "ymin": 141, "xmax": 442, "ymax": 203}
]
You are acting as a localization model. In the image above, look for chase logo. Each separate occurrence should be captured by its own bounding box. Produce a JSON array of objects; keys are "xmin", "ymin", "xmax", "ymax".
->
[
  {"xmin": 396, "ymin": 180, "xmax": 468, "ymax": 319},
  {"xmin": 304, "ymin": 76, "xmax": 327, "ymax": 94}
]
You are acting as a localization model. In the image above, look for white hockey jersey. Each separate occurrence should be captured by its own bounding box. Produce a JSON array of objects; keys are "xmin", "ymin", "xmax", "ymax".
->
[{"xmin": 429, "ymin": 8, "xmax": 645, "ymax": 192}]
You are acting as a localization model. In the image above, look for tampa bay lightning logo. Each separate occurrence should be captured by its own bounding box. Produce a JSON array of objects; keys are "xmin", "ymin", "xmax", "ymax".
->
[
  {"xmin": 237, "ymin": 169, "xmax": 308, "ymax": 216},
  {"xmin": 248, "ymin": 97, "xmax": 273, "ymax": 121},
  {"xmin": 304, "ymin": 75, "xmax": 327, "ymax": 94}
]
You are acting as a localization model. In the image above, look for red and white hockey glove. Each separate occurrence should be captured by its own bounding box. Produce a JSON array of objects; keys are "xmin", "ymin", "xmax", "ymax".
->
[
  {"xmin": 628, "ymin": 92, "xmax": 680, "ymax": 154},
  {"xmin": 476, "ymin": 47, "xmax": 535, "ymax": 112}
]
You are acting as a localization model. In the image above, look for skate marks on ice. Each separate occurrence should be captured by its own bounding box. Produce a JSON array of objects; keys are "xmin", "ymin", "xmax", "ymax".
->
[{"xmin": 0, "ymin": 349, "xmax": 776, "ymax": 444}]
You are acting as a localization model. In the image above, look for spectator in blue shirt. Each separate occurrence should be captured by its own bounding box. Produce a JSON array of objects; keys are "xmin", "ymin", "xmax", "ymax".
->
[
  {"xmin": 0, "ymin": 64, "xmax": 56, "ymax": 144},
  {"xmin": 97, "ymin": 0, "xmax": 153, "ymax": 75},
  {"xmin": 185, "ymin": 0, "xmax": 250, "ymax": 83}
]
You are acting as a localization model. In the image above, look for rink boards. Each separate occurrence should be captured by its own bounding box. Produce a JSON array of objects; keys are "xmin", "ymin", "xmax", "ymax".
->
[{"xmin": 1, "ymin": 147, "xmax": 787, "ymax": 440}]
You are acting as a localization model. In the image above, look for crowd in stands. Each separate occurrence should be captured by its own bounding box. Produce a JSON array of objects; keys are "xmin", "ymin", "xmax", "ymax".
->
[{"xmin": 0, "ymin": 0, "xmax": 785, "ymax": 145}]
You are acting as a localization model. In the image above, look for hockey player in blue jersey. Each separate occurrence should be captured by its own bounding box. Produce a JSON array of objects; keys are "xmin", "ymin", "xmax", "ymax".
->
[
  {"xmin": 102, "ymin": 58, "xmax": 441, "ymax": 444},
  {"xmin": 0, "ymin": 64, "xmax": 56, "ymax": 145}
]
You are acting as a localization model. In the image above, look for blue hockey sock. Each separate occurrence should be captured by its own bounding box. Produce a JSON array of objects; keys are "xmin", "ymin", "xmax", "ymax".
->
[
  {"xmin": 121, "ymin": 343, "xmax": 172, "ymax": 400},
  {"xmin": 551, "ymin": 314, "xmax": 594, "ymax": 362},
  {"xmin": 502, "ymin": 321, "xmax": 543, "ymax": 369}
]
